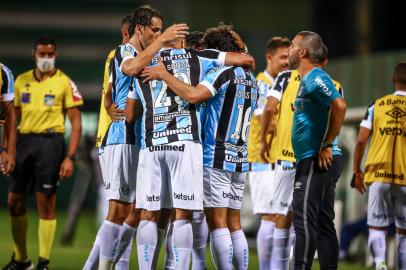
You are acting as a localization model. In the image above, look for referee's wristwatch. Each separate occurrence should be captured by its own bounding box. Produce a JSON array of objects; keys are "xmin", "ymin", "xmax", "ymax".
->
[
  {"xmin": 320, "ymin": 140, "xmax": 334, "ymax": 149},
  {"xmin": 66, "ymin": 154, "xmax": 76, "ymax": 161}
]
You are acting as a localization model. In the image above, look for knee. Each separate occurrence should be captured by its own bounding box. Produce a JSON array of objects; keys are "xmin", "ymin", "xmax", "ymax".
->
[
  {"xmin": 140, "ymin": 210, "xmax": 160, "ymax": 223},
  {"xmin": 125, "ymin": 207, "xmax": 140, "ymax": 227},
  {"xmin": 8, "ymin": 194, "xmax": 26, "ymax": 216},
  {"xmin": 107, "ymin": 202, "xmax": 130, "ymax": 223},
  {"xmin": 38, "ymin": 203, "xmax": 56, "ymax": 219}
]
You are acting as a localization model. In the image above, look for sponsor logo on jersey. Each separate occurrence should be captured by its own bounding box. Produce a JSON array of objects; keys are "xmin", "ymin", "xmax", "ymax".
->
[
  {"xmin": 225, "ymin": 154, "xmax": 248, "ymax": 163},
  {"xmin": 166, "ymin": 62, "xmax": 191, "ymax": 71},
  {"xmin": 385, "ymin": 106, "xmax": 406, "ymax": 119},
  {"xmin": 378, "ymin": 127, "xmax": 406, "ymax": 137},
  {"xmin": 44, "ymin": 94, "xmax": 55, "ymax": 106},
  {"xmin": 152, "ymin": 126, "xmax": 192, "ymax": 139},
  {"xmin": 148, "ymin": 144, "xmax": 185, "ymax": 152},
  {"xmin": 162, "ymin": 52, "xmax": 192, "ymax": 62},
  {"xmin": 282, "ymin": 149, "xmax": 294, "ymax": 158},
  {"xmin": 173, "ymin": 192, "xmax": 195, "ymax": 201},
  {"xmin": 21, "ymin": 92, "xmax": 30, "ymax": 103},
  {"xmin": 375, "ymin": 171, "xmax": 404, "ymax": 180},
  {"xmin": 315, "ymin": 76, "xmax": 332, "ymax": 96},
  {"xmin": 294, "ymin": 181, "xmax": 301, "ymax": 190},
  {"xmin": 233, "ymin": 76, "xmax": 258, "ymax": 89},
  {"xmin": 146, "ymin": 195, "xmax": 160, "ymax": 202},
  {"xmin": 224, "ymin": 143, "xmax": 247, "ymax": 153},
  {"xmin": 372, "ymin": 213, "xmax": 388, "ymax": 219},
  {"xmin": 222, "ymin": 191, "xmax": 242, "ymax": 201},
  {"xmin": 154, "ymin": 109, "xmax": 190, "ymax": 123}
]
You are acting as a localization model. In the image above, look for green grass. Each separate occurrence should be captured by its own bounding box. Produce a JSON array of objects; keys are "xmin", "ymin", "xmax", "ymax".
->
[{"xmin": 0, "ymin": 210, "xmax": 369, "ymax": 269}]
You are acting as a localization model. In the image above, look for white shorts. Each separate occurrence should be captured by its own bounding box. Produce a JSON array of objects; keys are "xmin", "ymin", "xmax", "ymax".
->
[
  {"xmin": 367, "ymin": 182, "xmax": 406, "ymax": 229},
  {"xmin": 204, "ymin": 167, "xmax": 247, "ymax": 210},
  {"xmin": 248, "ymin": 163, "xmax": 275, "ymax": 214},
  {"xmin": 98, "ymin": 144, "xmax": 139, "ymax": 203},
  {"xmin": 136, "ymin": 141, "xmax": 203, "ymax": 211},
  {"xmin": 270, "ymin": 161, "xmax": 296, "ymax": 215}
]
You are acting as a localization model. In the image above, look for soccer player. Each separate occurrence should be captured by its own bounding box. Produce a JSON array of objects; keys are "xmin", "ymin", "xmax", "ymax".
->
[
  {"xmin": 140, "ymin": 25, "xmax": 257, "ymax": 270},
  {"xmin": 0, "ymin": 63, "xmax": 17, "ymax": 176},
  {"xmin": 126, "ymin": 28, "xmax": 254, "ymax": 269},
  {"xmin": 248, "ymin": 37, "xmax": 290, "ymax": 270},
  {"xmin": 352, "ymin": 63, "xmax": 406, "ymax": 270},
  {"xmin": 3, "ymin": 35, "xmax": 83, "ymax": 270},
  {"xmin": 260, "ymin": 44, "xmax": 343, "ymax": 270},
  {"xmin": 85, "ymin": 6, "xmax": 189, "ymax": 270},
  {"xmin": 83, "ymin": 14, "xmax": 132, "ymax": 270},
  {"xmin": 288, "ymin": 31, "xmax": 346, "ymax": 270}
]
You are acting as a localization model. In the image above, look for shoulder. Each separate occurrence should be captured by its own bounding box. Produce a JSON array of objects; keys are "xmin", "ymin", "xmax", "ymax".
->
[{"xmin": 15, "ymin": 69, "xmax": 34, "ymax": 85}]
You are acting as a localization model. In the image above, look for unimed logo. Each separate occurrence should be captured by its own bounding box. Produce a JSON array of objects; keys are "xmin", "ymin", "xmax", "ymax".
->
[{"xmin": 222, "ymin": 191, "xmax": 242, "ymax": 201}]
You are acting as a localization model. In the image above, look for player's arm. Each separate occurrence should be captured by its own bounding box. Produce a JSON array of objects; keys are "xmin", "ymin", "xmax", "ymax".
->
[
  {"xmin": 104, "ymin": 82, "xmax": 124, "ymax": 122},
  {"xmin": 125, "ymin": 80, "xmax": 144, "ymax": 122},
  {"xmin": 121, "ymin": 24, "xmax": 189, "ymax": 76},
  {"xmin": 260, "ymin": 97, "xmax": 279, "ymax": 162},
  {"xmin": 224, "ymin": 52, "xmax": 255, "ymax": 70},
  {"xmin": 352, "ymin": 127, "xmax": 371, "ymax": 194},
  {"xmin": 141, "ymin": 62, "xmax": 212, "ymax": 104},
  {"xmin": 1, "ymin": 101, "xmax": 16, "ymax": 175},
  {"xmin": 59, "ymin": 107, "xmax": 82, "ymax": 180}
]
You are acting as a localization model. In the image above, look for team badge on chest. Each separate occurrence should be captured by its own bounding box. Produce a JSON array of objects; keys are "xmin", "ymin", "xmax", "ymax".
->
[
  {"xmin": 44, "ymin": 94, "xmax": 55, "ymax": 106},
  {"xmin": 21, "ymin": 92, "xmax": 31, "ymax": 104}
]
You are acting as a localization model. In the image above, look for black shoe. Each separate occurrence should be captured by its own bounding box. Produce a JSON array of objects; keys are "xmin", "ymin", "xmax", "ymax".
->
[
  {"xmin": 2, "ymin": 254, "xmax": 34, "ymax": 270},
  {"xmin": 35, "ymin": 258, "xmax": 49, "ymax": 270}
]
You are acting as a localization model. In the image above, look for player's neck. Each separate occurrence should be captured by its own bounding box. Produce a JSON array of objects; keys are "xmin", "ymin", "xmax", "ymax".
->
[
  {"xmin": 34, "ymin": 68, "xmax": 55, "ymax": 81},
  {"xmin": 265, "ymin": 66, "xmax": 277, "ymax": 79},
  {"xmin": 298, "ymin": 60, "xmax": 317, "ymax": 78},
  {"xmin": 129, "ymin": 36, "xmax": 143, "ymax": 52}
]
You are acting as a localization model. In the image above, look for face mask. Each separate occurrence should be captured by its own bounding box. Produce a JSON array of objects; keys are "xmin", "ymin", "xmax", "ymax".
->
[{"xmin": 36, "ymin": 57, "xmax": 55, "ymax": 72}]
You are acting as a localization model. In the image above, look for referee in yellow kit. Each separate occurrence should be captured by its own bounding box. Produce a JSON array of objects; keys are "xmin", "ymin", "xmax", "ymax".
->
[{"xmin": 3, "ymin": 36, "xmax": 83, "ymax": 270}]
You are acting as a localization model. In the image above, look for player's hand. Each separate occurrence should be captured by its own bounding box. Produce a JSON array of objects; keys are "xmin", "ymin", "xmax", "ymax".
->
[
  {"xmin": 352, "ymin": 171, "xmax": 366, "ymax": 194},
  {"xmin": 260, "ymin": 142, "xmax": 271, "ymax": 163},
  {"xmin": 318, "ymin": 147, "xmax": 332, "ymax": 170},
  {"xmin": 59, "ymin": 157, "xmax": 74, "ymax": 180},
  {"xmin": 159, "ymin": 23, "xmax": 189, "ymax": 47},
  {"xmin": 0, "ymin": 120, "xmax": 5, "ymax": 125},
  {"xmin": 141, "ymin": 61, "xmax": 168, "ymax": 83},
  {"xmin": 230, "ymin": 30, "xmax": 246, "ymax": 52},
  {"xmin": 107, "ymin": 103, "xmax": 125, "ymax": 122},
  {"xmin": 1, "ymin": 151, "xmax": 15, "ymax": 175}
]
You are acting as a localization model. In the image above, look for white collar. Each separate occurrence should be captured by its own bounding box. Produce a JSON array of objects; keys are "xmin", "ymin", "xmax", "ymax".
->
[
  {"xmin": 264, "ymin": 70, "xmax": 275, "ymax": 85},
  {"xmin": 394, "ymin": 90, "xmax": 406, "ymax": 96}
]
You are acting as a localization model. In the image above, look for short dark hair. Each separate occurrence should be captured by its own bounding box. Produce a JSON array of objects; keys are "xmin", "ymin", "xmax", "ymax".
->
[
  {"xmin": 34, "ymin": 35, "xmax": 56, "ymax": 50},
  {"xmin": 318, "ymin": 44, "xmax": 328, "ymax": 64},
  {"xmin": 265, "ymin": 37, "xmax": 290, "ymax": 54},
  {"xmin": 186, "ymin": 31, "xmax": 204, "ymax": 50},
  {"xmin": 129, "ymin": 5, "xmax": 162, "ymax": 37},
  {"xmin": 394, "ymin": 62, "xmax": 406, "ymax": 85},
  {"xmin": 297, "ymin": 31, "xmax": 325, "ymax": 64},
  {"xmin": 202, "ymin": 24, "xmax": 241, "ymax": 53},
  {"xmin": 121, "ymin": 15, "xmax": 132, "ymax": 27}
]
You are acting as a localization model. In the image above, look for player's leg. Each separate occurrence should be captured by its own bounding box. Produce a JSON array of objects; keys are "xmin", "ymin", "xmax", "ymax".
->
[
  {"xmin": 316, "ymin": 155, "xmax": 343, "ymax": 270},
  {"xmin": 3, "ymin": 134, "xmax": 34, "ymax": 269},
  {"xmin": 135, "ymin": 147, "xmax": 163, "ymax": 269},
  {"xmin": 165, "ymin": 210, "xmax": 176, "ymax": 270},
  {"xmin": 249, "ymin": 163, "xmax": 276, "ymax": 270},
  {"xmin": 228, "ymin": 171, "xmax": 249, "ymax": 270},
  {"xmin": 367, "ymin": 182, "xmax": 391, "ymax": 270},
  {"xmin": 270, "ymin": 162, "xmax": 296, "ymax": 270},
  {"xmin": 112, "ymin": 144, "xmax": 140, "ymax": 269},
  {"xmin": 152, "ymin": 207, "xmax": 171, "ymax": 269},
  {"xmin": 191, "ymin": 211, "xmax": 208, "ymax": 270},
  {"xmin": 172, "ymin": 209, "xmax": 194, "ymax": 270},
  {"xmin": 204, "ymin": 167, "xmax": 233, "ymax": 270},
  {"xmin": 292, "ymin": 158, "xmax": 327, "ymax": 270},
  {"xmin": 394, "ymin": 186, "xmax": 406, "ymax": 270}
]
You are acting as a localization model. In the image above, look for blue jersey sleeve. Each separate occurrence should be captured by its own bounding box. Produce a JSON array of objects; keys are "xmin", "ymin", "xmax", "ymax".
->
[
  {"xmin": 199, "ymin": 66, "xmax": 233, "ymax": 96},
  {"xmin": 128, "ymin": 79, "xmax": 141, "ymax": 100},
  {"xmin": 196, "ymin": 49, "xmax": 227, "ymax": 76},
  {"xmin": 307, "ymin": 72, "xmax": 341, "ymax": 107},
  {"xmin": 1, "ymin": 64, "xmax": 15, "ymax": 101}
]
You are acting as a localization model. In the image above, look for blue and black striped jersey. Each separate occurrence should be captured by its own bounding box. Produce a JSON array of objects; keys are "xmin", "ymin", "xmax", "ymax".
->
[
  {"xmin": 130, "ymin": 48, "xmax": 226, "ymax": 149},
  {"xmin": 201, "ymin": 66, "xmax": 258, "ymax": 172},
  {"xmin": 0, "ymin": 63, "xmax": 15, "ymax": 101},
  {"xmin": 102, "ymin": 44, "xmax": 139, "ymax": 147}
]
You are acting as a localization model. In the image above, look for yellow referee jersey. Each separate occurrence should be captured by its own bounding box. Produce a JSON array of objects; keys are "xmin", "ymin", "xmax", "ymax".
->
[
  {"xmin": 96, "ymin": 49, "xmax": 115, "ymax": 148},
  {"xmin": 14, "ymin": 69, "xmax": 83, "ymax": 134},
  {"xmin": 248, "ymin": 71, "xmax": 276, "ymax": 163}
]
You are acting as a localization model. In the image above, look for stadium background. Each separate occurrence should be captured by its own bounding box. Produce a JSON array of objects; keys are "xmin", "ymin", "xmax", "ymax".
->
[{"xmin": 0, "ymin": 0, "xmax": 405, "ymax": 269}]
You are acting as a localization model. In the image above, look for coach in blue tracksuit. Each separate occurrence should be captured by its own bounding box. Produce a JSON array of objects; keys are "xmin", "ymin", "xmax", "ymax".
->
[{"xmin": 288, "ymin": 31, "xmax": 347, "ymax": 270}]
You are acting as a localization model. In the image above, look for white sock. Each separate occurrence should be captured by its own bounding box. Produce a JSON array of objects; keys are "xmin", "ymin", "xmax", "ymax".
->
[
  {"xmin": 84, "ymin": 223, "xmax": 104, "ymax": 270},
  {"xmin": 165, "ymin": 222, "xmax": 175, "ymax": 270},
  {"xmin": 231, "ymin": 229, "xmax": 249, "ymax": 270},
  {"xmin": 210, "ymin": 228, "xmax": 233, "ymax": 270},
  {"xmin": 397, "ymin": 233, "xmax": 406, "ymax": 270},
  {"xmin": 137, "ymin": 220, "xmax": 158, "ymax": 270},
  {"xmin": 256, "ymin": 220, "xmax": 275, "ymax": 270},
  {"xmin": 152, "ymin": 228, "xmax": 166, "ymax": 269},
  {"xmin": 368, "ymin": 229, "xmax": 387, "ymax": 267},
  {"xmin": 271, "ymin": 228, "xmax": 290, "ymax": 270},
  {"xmin": 99, "ymin": 220, "xmax": 121, "ymax": 270},
  {"xmin": 115, "ymin": 239, "xmax": 132, "ymax": 270},
  {"xmin": 192, "ymin": 212, "xmax": 208, "ymax": 270},
  {"xmin": 172, "ymin": 220, "xmax": 193, "ymax": 270},
  {"xmin": 115, "ymin": 223, "xmax": 136, "ymax": 263}
]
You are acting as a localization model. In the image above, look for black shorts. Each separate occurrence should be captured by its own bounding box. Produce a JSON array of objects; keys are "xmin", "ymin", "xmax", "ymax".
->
[{"xmin": 9, "ymin": 133, "xmax": 65, "ymax": 196}]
